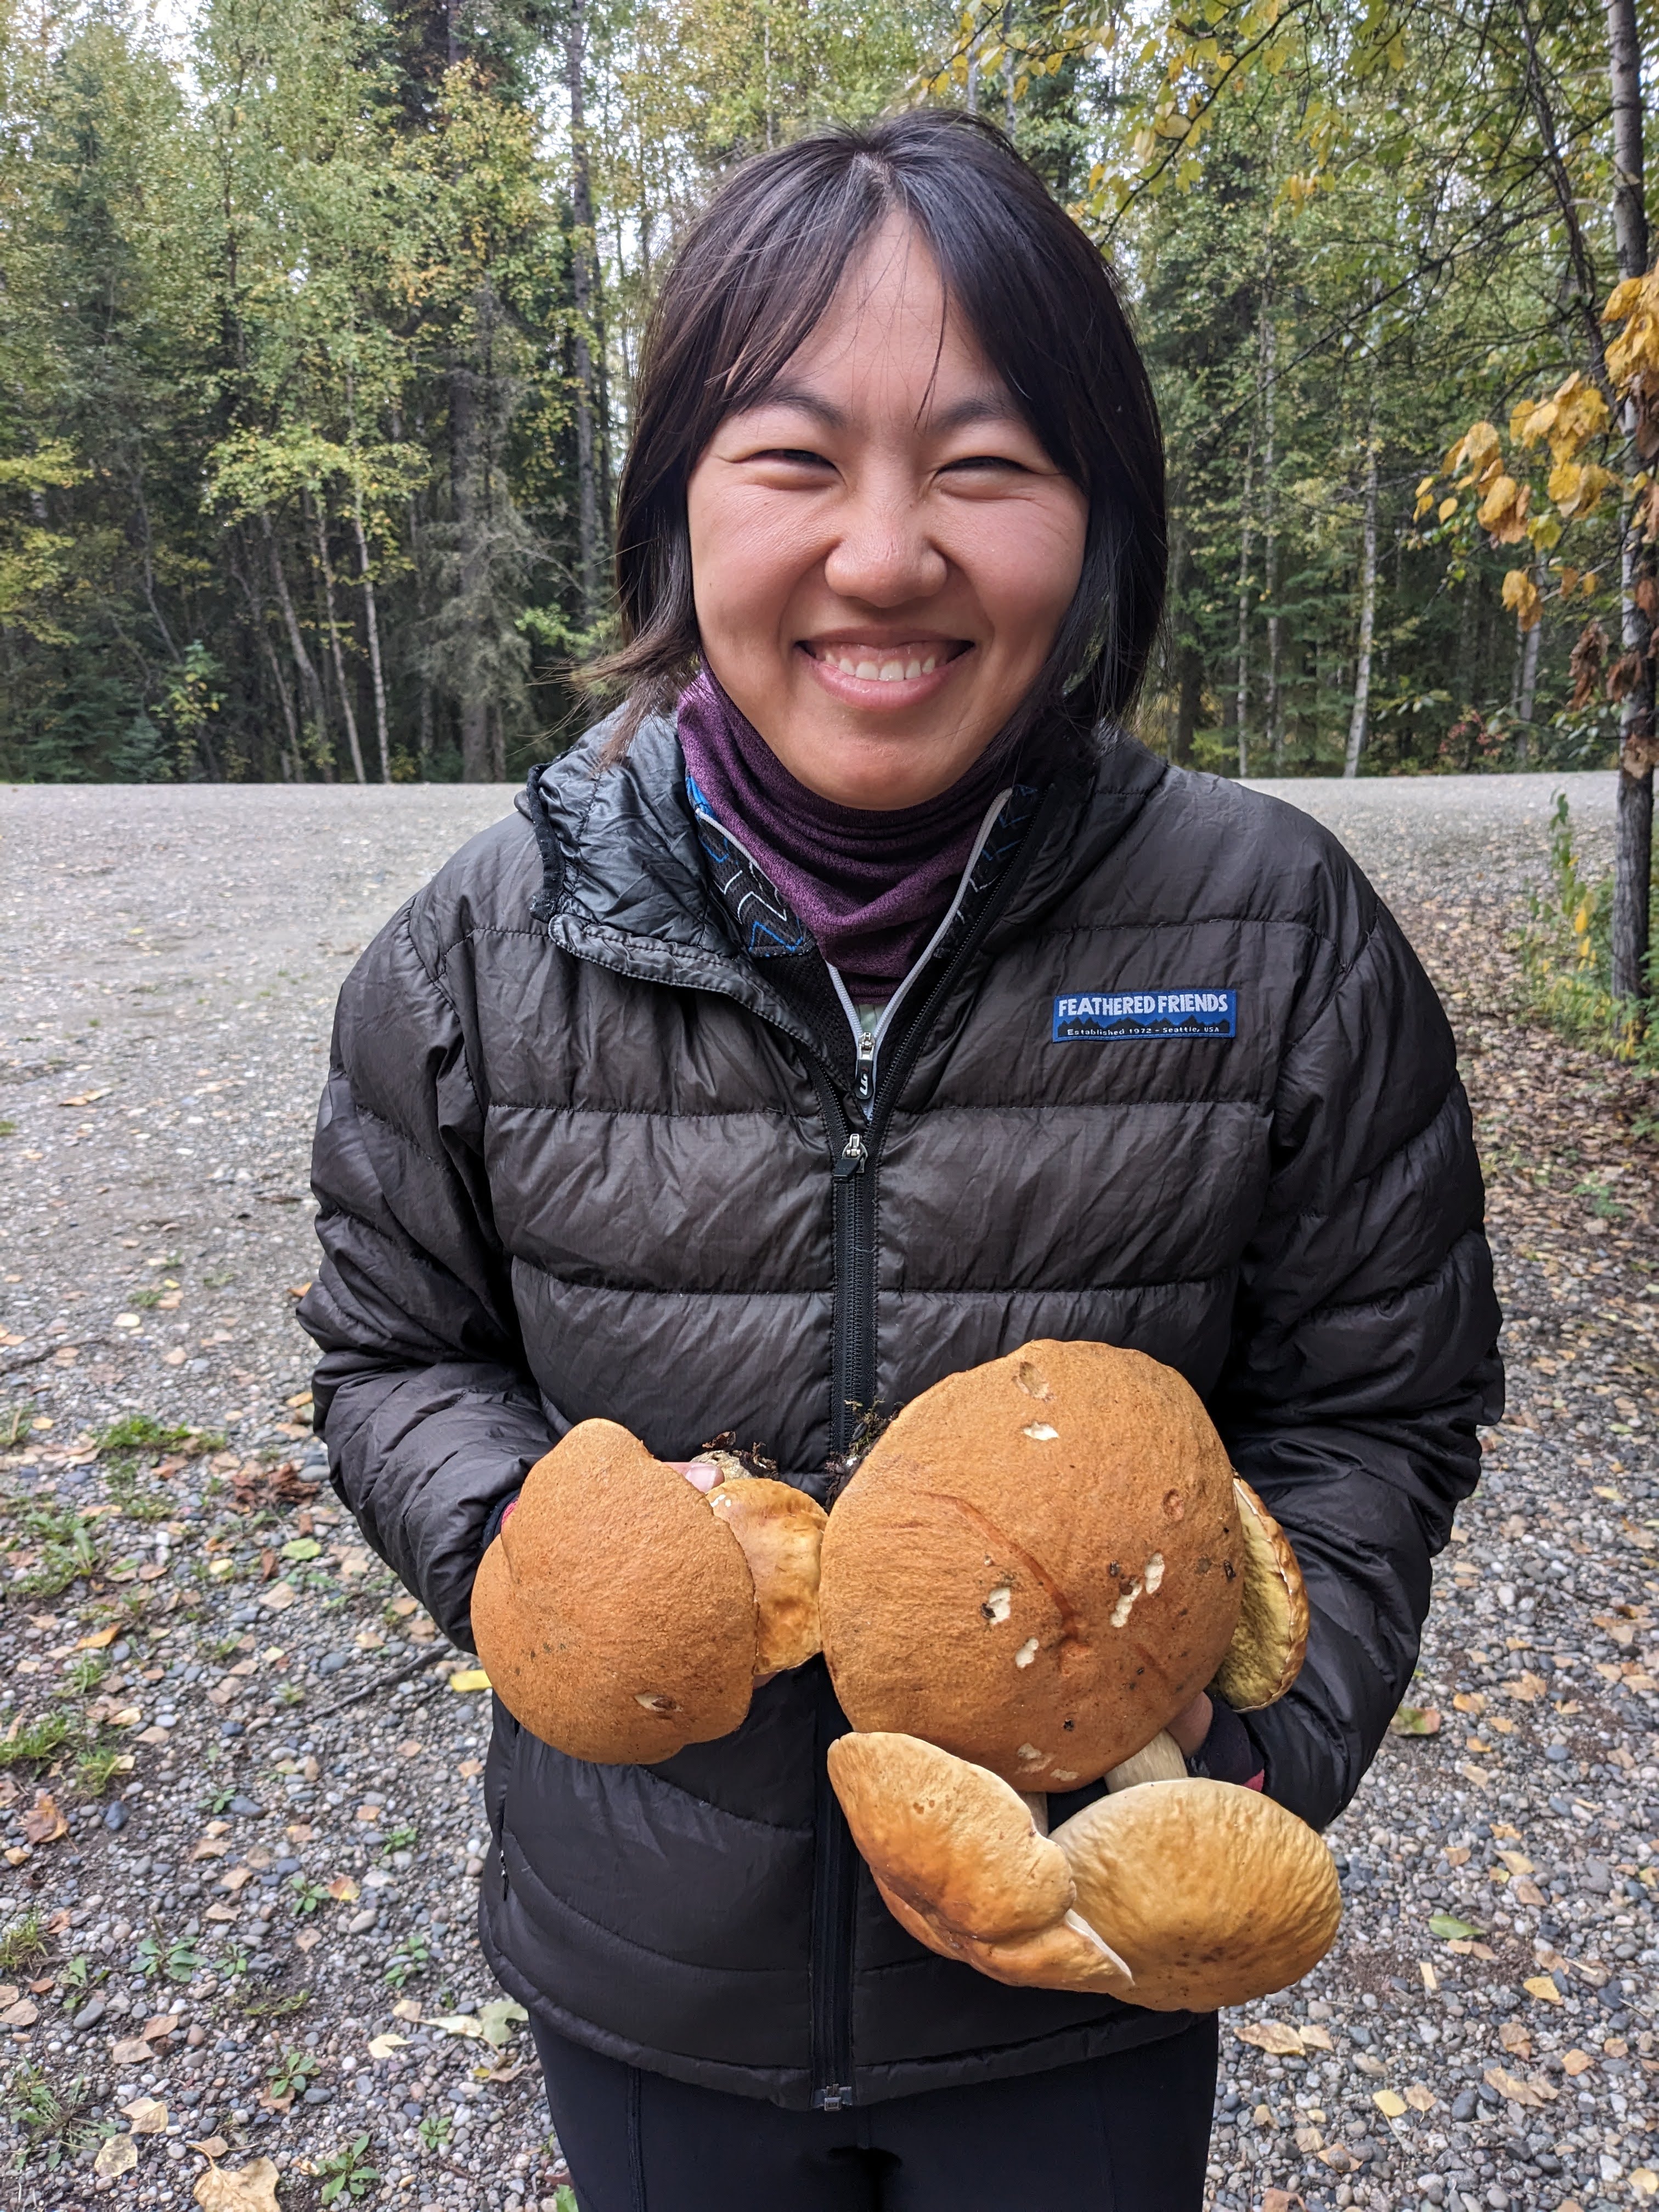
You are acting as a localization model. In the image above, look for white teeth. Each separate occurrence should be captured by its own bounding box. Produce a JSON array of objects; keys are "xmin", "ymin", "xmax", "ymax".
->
[{"xmin": 822, "ymin": 650, "xmax": 944, "ymax": 682}]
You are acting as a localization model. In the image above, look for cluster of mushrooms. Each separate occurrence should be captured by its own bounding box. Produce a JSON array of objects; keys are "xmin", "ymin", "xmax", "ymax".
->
[{"xmin": 471, "ymin": 1340, "xmax": 1342, "ymax": 2011}]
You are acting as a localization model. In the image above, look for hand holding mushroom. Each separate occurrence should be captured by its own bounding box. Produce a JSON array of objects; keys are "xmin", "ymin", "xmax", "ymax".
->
[{"xmin": 470, "ymin": 1341, "xmax": 1341, "ymax": 2012}]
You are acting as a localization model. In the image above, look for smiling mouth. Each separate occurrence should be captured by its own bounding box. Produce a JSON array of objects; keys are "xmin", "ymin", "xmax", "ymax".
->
[{"xmin": 802, "ymin": 640, "xmax": 969, "ymax": 684}]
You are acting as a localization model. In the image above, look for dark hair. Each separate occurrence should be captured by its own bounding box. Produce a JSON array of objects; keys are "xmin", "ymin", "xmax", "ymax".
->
[{"xmin": 590, "ymin": 111, "xmax": 1166, "ymax": 754}]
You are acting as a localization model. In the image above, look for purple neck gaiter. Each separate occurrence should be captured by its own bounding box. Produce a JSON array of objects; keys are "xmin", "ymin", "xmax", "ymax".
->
[{"xmin": 677, "ymin": 670, "xmax": 1052, "ymax": 997}]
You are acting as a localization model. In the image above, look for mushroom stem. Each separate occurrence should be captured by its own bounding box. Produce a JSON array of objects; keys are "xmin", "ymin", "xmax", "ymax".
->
[
  {"xmin": 1019, "ymin": 1791, "xmax": 1049, "ymax": 1836},
  {"xmin": 1104, "ymin": 1730, "xmax": 1187, "ymax": 1792}
]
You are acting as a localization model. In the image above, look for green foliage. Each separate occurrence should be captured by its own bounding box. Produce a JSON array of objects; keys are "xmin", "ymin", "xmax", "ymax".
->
[
  {"xmin": 382, "ymin": 1932, "xmax": 431, "ymax": 1988},
  {"xmin": 94, "ymin": 1414, "xmax": 198, "ymax": 1453},
  {"xmin": 0, "ymin": 1910, "xmax": 50, "ymax": 1973},
  {"xmin": 1520, "ymin": 794, "xmax": 1659, "ymax": 1066},
  {"xmin": 1, "ymin": 1495, "xmax": 99, "ymax": 1597},
  {"xmin": 267, "ymin": 2047, "xmax": 320, "ymax": 2099},
  {"xmin": 0, "ymin": 1713, "xmax": 72, "ymax": 1769},
  {"xmin": 316, "ymin": 2134, "xmax": 380, "ymax": 2201},
  {"xmin": 2, "ymin": 2062, "xmax": 103, "ymax": 2171}
]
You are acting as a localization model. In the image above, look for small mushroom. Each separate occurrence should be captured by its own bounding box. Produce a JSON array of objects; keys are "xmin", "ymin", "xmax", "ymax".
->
[
  {"xmin": 1211, "ymin": 1479, "xmax": 1309, "ymax": 1710},
  {"xmin": 471, "ymin": 1420, "xmax": 826, "ymax": 1762}
]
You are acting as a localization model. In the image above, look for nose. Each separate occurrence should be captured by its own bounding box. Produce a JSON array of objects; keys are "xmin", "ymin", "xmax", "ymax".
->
[{"xmin": 821, "ymin": 486, "xmax": 948, "ymax": 607}]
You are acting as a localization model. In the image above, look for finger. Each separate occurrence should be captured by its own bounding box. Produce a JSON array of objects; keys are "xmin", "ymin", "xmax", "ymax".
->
[{"xmin": 670, "ymin": 1458, "xmax": 720, "ymax": 1492}]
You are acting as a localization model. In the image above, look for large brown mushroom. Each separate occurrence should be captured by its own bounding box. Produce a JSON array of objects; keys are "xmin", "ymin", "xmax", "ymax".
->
[
  {"xmin": 829, "ymin": 1731, "xmax": 1341, "ymax": 2012},
  {"xmin": 819, "ymin": 1341, "xmax": 1301, "ymax": 1791},
  {"xmin": 471, "ymin": 1420, "xmax": 826, "ymax": 1762}
]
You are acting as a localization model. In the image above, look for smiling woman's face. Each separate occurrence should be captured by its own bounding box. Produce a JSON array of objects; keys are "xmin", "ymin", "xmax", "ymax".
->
[{"xmin": 685, "ymin": 216, "xmax": 1088, "ymax": 811}]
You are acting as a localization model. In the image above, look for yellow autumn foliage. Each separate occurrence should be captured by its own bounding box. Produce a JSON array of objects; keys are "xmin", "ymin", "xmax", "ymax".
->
[
  {"xmin": 1604, "ymin": 270, "xmax": 1659, "ymax": 388},
  {"xmin": 1502, "ymin": 567, "xmax": 1542, "ymax": 631},
  {"xmin": 1477, "ymin": 474, "xmax": 1530, "ymax": 544}
]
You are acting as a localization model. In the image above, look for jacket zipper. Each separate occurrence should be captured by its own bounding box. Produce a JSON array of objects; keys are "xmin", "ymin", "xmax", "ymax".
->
[{"xmin": 803, "ymin": 787, "xmax": 1058, "ymax": 2111}]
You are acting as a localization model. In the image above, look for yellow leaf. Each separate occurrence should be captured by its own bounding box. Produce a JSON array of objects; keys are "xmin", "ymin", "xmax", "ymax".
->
[
  {"xmin": 1373, "ymin": 2088, "xmax": 1407, "ymax": 2118},
  {"xmin": 1502, "ymin": 569, "xmax": 1543, "ymax": 630},
  {"xmin": 1523, "ymin": 1974, "xmax": 1562, "ymax": 2004},
  {"xmin": 1478, "ymin": 475, "xmax": 1530, "ymax": 543},
  {"xmin": 366, "ymin": 2032, "xmax": 406, "ymax": 2059},
  {"xmin": 1561, "ymin": 2049, "xmax": 1594, "ymax": 2076},
  {"xmin": 326, "ymin": 1875, "xmax": 359, "ymax": 1903},
  {"xmin": 1497, "ymin": 1850, "xmax": 1534, "ymax": 1876},
  {"xmin": 449, "ymin": 1668, "xmax": 492, "ymax": 1692},
  {"xmin": 1437, "ymin": 496, "xmax": 1458, "ymax": 523},
  {"xmin": 1405, "ymin": 2084, "xmax": 1435, "ymax": 2112},
  {"xmin": 94, "ymin": 2135, "xmax": 139, "ymax": 2179},
  {"xmin": 122, "ymin": 2096, "xmax": 168, "ymax": 2134}
]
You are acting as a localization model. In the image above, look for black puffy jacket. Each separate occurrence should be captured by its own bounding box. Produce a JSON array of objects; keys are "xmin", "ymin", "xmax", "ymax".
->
[{"xmin": 299, "ymin": 714, "xmax": 1502, "ymax": 2111}]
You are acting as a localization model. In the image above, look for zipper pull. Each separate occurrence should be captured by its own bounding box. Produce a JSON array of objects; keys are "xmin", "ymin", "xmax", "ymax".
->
[
  {"xmin": 833, "ymin": 1132, "xmax": 867, "ymax": 1180},
  {"xmin": 855, "ymin": 1030, "xmax": 876, "ymax": 1102}
]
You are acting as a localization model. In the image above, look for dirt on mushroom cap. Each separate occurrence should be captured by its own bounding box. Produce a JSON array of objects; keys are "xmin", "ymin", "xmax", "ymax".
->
[{"xmin": 819, "ymin": 1341, "xmax": 1244, "ymax": 1787}]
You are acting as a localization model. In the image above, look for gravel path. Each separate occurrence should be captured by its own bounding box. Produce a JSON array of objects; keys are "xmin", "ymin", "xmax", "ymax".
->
[{"xmin": 0, "ymin": 771, "xmax": 1654, "ymax": 2212}]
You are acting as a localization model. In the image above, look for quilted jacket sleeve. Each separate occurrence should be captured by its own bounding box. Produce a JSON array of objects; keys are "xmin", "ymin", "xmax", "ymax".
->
[
  {"xmin": 296, "ymin": 900, "xmax": 553, "ymax": 1650},
  {"xmin": 1214, "ymin": 883, "xmax": 1503, "ymax": 1832}
]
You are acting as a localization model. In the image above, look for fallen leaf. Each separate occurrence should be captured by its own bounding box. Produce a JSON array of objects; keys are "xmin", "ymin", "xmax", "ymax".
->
[
  {"xmin": 194, "ymin": 2157, "xmax": 282, "ymax": 2211},
  {"xmin": 1630, "ymin": 2171, "xmax": 1658, "ymax": 2200},
  {"xmin": 1430, "ymin": 1912, "xmax": 1485, "ymax": 1941},
  {"xmin": 20, "ymin": 1791, "xmax": 67, "ymax": 1845},
  {"xmin": 1452, "ymin": 1691, "xmax": 1486, "ymax": 1715},
  {"xmin": 1523, "ymin": 1974, "xmax": 1563, "ymax": 2005},
  {"xmin": 326, "ymin": 1875, "xmax": 359, "ymax": 1903},
  {"xmin": 459, "ymin": 1758, "xmax": 483, "ymax": 1780},
  {"xmin": 391, "ymin": 1997, "xmax": 422, "ymax": 2022},
  {"xmin": 1511, "ymin": 1877, "xmax": 1547, "ymax": 1906},
  {"xmin": 473, "ymin": 2058, "xmax": 526, "ymax": 2084},
  {"xmin": 1, "ymin": 1999, "xmax": 38, "ymax": 2029},
  {"xmin": 1390, "ymin": 1704, "xmax": 1442, "ymax": 1736},
  {"xmin": 142, "ymin": 2012, "xmax": 180, "ymax": 2041},
  {"xmin": 280, "ymin": 1538, "xmax": 320, "ymax": 1562},
  {"xmin": 192, "ymin": 1838, "xmax": 233, "ymax": 1861},
  {"xmin": 94, "ymin": 2134, "xmax": 139, "ymax": 2178},
  {"xmin": 122, "ymin": 2096, "xmax": 168, "ymax": 2134},
  {"xmin": 449, "ymin": 1668, "xmax": 491, "ymax": 1692},
  {"xmin": 425, "ymin": 2012, "xmax": 486, "ymax": 2040},
  {"xmin": 110, "ymin": 2036, "xmax": 154, "ymax": 2064},
  {"xmin": 295, "ymin": 1929, "xmax": 321, "ymax": 1953},
  {"xmin": 1372, "ymin": 2089, "xmax": 1407, "ymax": 2118},
  {"xmin": 1497, "ymin": 1849, "xmax": 1534, "ymax": 1875},
  {"xmin": 1298, "ymin": 2023, "xmax": 1334, "ymax": 2052},
  {"xmin": 366, "ymin": 2032, "xmax": 406, "ymax": 2059},
  {"xmin": 1483, "ymin": 2065, "xmax": 1556, "ymax": 2108},
  {"xmin": 1562, "ymin": 2049, "xmax": 1594, "ymax": 2076},
  {"xmin": 259, "ymin": 1581, "xmax": 297, "ymax": 1613},
  {"xmin": 1504, "ymin": 1671, "xmax": 1548, "ymax": 1703},
  {"xmin": 77, "ymin": 1624, "xmax": 120, "ymax": 1650},
  {"xmin": 187, "ymin": 2136, "xmax": 229, "ymax": 2158},
  {"xmin": 1499, "ymin": 2021, "xmax": 1532, "ymax": 2057},
  {"xmin": 479, "ymin": 1997, "xmax": 528, "ymax": 2048},
  {"xmin": 1404, "ymin": 2084, "xmax": 1435, "ymax": 2112},
  {"xmin": 1236, "ymin": 2020, "xmax": 1304, "ymax": 2055}
]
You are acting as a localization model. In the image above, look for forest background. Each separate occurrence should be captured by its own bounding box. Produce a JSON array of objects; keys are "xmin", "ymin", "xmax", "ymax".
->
[{"xmin": 0, "ymin": 0, "xmax": 1655, "ymax": 802}]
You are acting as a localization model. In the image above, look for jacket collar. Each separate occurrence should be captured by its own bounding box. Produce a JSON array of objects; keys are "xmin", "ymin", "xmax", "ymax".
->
[{"xmin": 524, "ymin": 708, "xmax": 1169, "ymax": 1017}]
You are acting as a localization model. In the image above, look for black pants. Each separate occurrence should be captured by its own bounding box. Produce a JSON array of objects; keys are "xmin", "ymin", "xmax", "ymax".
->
[{"xmin": 533, "ymin": 2016, "xmax": 1218, "ymax": 2211}]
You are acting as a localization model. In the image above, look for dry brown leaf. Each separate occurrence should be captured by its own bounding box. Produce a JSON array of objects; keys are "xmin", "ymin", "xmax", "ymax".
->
[
  {"xmin": 194, "ymin": 2158, "xmax": 282, "ymax": 2212},
  {"xmin": 1236, "ymin": 2020, "xmax": 1305, "ymax": 2056},
  {"xmin": 188, "ymin": 2135, "xmax": 230, "ymax": 2158},
  {"xmin": 94, "ymin": 2134, "xmax": 139, "ymax": 2179},
  {"xmin": 0, "ymin": 1999, "xmax": 38, "ymax": 2029},
  {"xmin": 1562, "ymin": 2049, "xmax": 1594, "ymax": 2076},
  {"xmin": 1499, "ymin": 2021, "xmax": 1532, "ymax": 2057},
  {"xmin": 110, "ymin": 2036, "xmax": 154, "ymax": 2064},
  {"xmin": 122, "ymin": 2096, "xmax": 168, "ymax": 2134},
  {"xmin": 20, "ymin": 1791, "xmax": 67, "ymax": 1845}
]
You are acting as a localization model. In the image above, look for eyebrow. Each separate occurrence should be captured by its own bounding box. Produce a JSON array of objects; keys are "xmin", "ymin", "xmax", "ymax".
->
[{"xmin": 741, "ymin": 382, "xmax": 1026, "ymax": 435}]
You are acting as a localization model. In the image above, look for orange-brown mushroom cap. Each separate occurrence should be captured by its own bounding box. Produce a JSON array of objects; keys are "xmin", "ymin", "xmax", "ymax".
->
[
  {"xmin": 819, "ymin": 1341, "xmax": 1245, "ymax": 1789},
  {"xmin": 830, "ymin": 1731, "xmax": 1341, "ymax": 2013},
  {"xmin": 706, "ymin": 1475, "xmax": 826, "ymax": 1675},
  {"xmin": 471, "ymin": 1420, "xmax": 758, "ymax": 1763}
]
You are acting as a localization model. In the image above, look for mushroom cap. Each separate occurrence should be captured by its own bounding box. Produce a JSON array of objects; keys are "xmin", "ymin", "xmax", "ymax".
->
[
  {"xmin": 820, "ymin": 1341, "xmax": 1244, "ymax": 1788},
  {"xmin": 1052, "ymin": 1778, "xmax": 1342, "ymax": 2011},
  {"xmin": 471, "ymin": 1419, "xmax": 757, "ymax": 1762},
  {"xmin": 707, "ymin": 1476, "xmax": 827, "ymax": 1675},
  {"xmin": 829, "ymin": 1731, "xmax": 1340, "ymax": 2013},
  {"xmin": 827, "ymin": 1731, "xmax": 1075, "ymax": 1944},
  {"xmin": 1211, "ymin": 1479, "xmax": 1308, "ymax": 1710}
]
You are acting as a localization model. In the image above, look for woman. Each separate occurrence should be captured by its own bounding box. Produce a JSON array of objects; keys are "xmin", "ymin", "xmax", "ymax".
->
[{"xmin": 300, "ymin": 113, "xmax": 1501, "ymax": 2210}]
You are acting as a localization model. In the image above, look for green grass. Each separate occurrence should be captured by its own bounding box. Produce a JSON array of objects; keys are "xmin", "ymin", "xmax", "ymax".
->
[
  {"xmin": 0, "ymin": 1910, "xmax": 50, "ymax": 1974},
  {"xmin": 0, "ymin": 1409, "xmax": 35, "ymax": 1449},
  {"xmin": 2, "ymin": 2062, "xmax": 103, "ymax": 2171},
  {"xmin": 1, "ymin": 1495, "xmax": 100, "ymax": 1596},
  {"xmin": 74, "ymin": 1743, "xmax": 122, "ymax": 1796},
  {"xmin": 94, "ymin": 1413, "xmax": 222, "ymax": 1455},
  {"xmin": 0, "ymin": 1713, "xmax": 72, "ymax": 1769}
]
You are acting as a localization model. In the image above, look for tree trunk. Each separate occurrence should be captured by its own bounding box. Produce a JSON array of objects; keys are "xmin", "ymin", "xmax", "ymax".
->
[
  {"xmin": 350, "ymin": 495, "xmax": 392, "ymax": 782},
  {"xmin": 311, "ymin": 499, "xmax": 368, "ymax": 785},
  {"xmin": 1607, "ymin": 0, "xmax": 1654, "ymax": 1006},
  {"xmin": 1235, "ymin": 439, "xmax": 1254, "ymax": 777},
  {"xmin": 566, "ymin": 0, "xmax": 602, "ymax": 633},
  {"xmin": 1516, "ymin": 611, "xmax": 1542, "ymax": 732},
  {"xmin": 261, "ymin": 510, "xmax": 328, "ymax": 754},
  {"xmin": 1342, "ymin": 426, "xmax": 1380, "ymax": 778},
  {"xmin": 1262, "ymin": 306, "xmax": 1283, "ymax": 770}
]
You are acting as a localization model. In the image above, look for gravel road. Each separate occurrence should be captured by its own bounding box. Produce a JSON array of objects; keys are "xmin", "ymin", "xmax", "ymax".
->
[{"xmin": 0, "ymin": 768, "xmax": 1654, "ymax": 2212}]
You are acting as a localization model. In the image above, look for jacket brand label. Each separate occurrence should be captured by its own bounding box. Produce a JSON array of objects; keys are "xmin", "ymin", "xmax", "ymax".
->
[{"xmin": 1052, "ymin": 990, "xmax": 1237, "ymax": 1042}]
